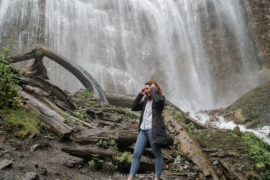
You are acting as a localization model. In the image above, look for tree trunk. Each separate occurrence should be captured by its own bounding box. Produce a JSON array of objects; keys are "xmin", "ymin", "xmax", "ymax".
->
[
  {"xmin": 9, "ymin": 46, "xmax": 108, "ymax": 105},
  {"xmin": 18, "ymin": 90, "xmax": 73, "ymax": 139}
]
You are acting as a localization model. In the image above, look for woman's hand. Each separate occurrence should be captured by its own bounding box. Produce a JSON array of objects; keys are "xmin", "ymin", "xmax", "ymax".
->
[{"xmin": 140, "ymin": 87, "xmax": 147, "ymax": 95}]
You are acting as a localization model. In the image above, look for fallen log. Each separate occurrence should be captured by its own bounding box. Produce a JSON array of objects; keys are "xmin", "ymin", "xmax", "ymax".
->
[
  {"xmin": 167, "ymin": 172, "xmax": 188, "ymax": 176},
  {"xmin": 33, "ymin": 77, "xmax": 75, "ymax": 110},
  {"xmin": 9, "ymin": 46, "xmax": 108, "ymax": 105},
  {"xmin": 16, "ymin": 76, "xmax": 75, "ymax": 110},
  {"xmin": 218, "ymin": 159, "xmax": 245, "ymax": 180},
  {"xmin": 41, "ymin": 97, "xmax": 95, "ymax": 129},
  {"xmin": 105, "ymin": 92, "xmax": 135, "ymax": 107},
  {"xmin": 72, "ymin": 130, "xmax": 139, "ymax": 148},
  {"xmin": 18, "ymin": 89, "xmax": 73, "ymax": 139},
  {"xmin": 62, "ymin": 146, "xmax": 155, "ymax": 172},
  {"xmin": 72, "ymin": 130, "xmax": 173, "ymax": 149},
  {"xmin": 184, "ymin": 116, "xmax": 210, "ymax": 129},
  {"xmin": 61, "ymin": 146, "xmax": 120, "ymax": 159},
  {"xmin": 163, "ymin": 111, "xmax": 219, "ymax": 179}
]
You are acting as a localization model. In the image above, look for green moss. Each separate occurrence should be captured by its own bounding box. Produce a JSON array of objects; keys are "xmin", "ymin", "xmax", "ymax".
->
[
  {"xmin": 75, "ymin": 88, "xmax": 93, "ymax": 101},
  {"xmin": 227, "ymin": 131, "xmax": 240, "ymax": 139},
  {"xmin": 242, "ymin": 132, "xmax": 270, "ymax": 179},
  {"xmin": 229, "ymin": 83, "xmax": 270, "ymax": 125},
  {"xmin": 125, "ymin": 110, "xmax": 140, "ymax": 122},
  {"xmin": 1, "ymin": 108, "xmax": 40, "ymax": 138}
]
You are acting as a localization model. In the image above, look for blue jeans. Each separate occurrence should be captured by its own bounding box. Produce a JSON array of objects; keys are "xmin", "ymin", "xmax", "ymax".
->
[{"xmin": 129, "ymin": 129, "xmax": 163, "ymax": 178}]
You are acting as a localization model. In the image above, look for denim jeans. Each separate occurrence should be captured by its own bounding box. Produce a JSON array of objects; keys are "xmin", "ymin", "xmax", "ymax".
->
[{"xmin": 129, "ymin": 129, "xmax": 163, "ymax": 178}]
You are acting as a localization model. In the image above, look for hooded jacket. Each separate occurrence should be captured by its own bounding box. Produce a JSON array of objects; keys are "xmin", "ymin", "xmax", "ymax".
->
[{"xmin": 131, "ymin": 87, "xmax": 167, "ymax": 146}]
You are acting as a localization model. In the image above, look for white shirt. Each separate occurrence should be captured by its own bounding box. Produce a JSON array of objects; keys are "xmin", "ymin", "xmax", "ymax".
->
[{"xmin": 140, "ymin": 100, "xmax": 152, "ymax": 130}]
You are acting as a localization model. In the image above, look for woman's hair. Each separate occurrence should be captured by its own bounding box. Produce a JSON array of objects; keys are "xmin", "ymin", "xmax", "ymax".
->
[{"xmin": 145, "ymin": 80, "xmax": 163, "ymax": 96}]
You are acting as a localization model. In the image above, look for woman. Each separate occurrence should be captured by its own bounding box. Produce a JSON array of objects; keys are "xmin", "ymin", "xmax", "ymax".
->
[{"xmin": 128, "ymin": 80, "xmax": 167, "ymax": 180}]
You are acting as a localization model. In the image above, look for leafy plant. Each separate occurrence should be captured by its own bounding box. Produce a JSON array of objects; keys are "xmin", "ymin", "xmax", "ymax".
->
[
  {"xmin": 187, "ymin": 122, "xmax": 196, "ymax": 132},
  {"xmin": 88, "ymin": 154, "xmax": 104, "ymax": 169},
  {"xmin": 0, "ymin": 39, "xmax": 22, "ymax": 109},
  {"xmin": 96, "ymin": 138, "xmax": 118, "ymax": 150},
  {"xmin": 242, "ymin": 132, "xmax": 270, "ymax": 179},
  {"xmin": 74, "ymin": 108, "xmax": 88, "ymax": 120},
  {"xmin": 44, "ymin": 134, "xmax": 55, "ymax": 140},
  {"xmin": 112, "ymin": 151, "xmax": 133, "ymax": 164}
]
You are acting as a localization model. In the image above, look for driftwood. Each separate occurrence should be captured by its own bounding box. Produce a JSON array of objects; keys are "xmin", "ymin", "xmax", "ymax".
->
[
  {"xmin": 163, "ymin": 111, "xmax": 219, "ymax": 179},
  {"xmin": 9, "ymin": 46, "xmax": 108, "ymax": 105},
  {"xmin": 18, "ymin": 89, "xmax": 73, "ymax": 139}
]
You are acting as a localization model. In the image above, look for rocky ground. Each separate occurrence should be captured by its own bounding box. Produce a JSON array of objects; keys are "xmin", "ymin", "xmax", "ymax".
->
[
  {"xmin": 0, "ymin": 83, "xmax": 269, "ymax": 180},
  {"xmin": 0, "ymin": 88, "xmax": 203, "ymax": 180}
]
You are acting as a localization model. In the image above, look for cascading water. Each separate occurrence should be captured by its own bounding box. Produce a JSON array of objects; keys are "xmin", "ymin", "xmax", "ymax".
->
[{"xmin": 0, "ymin": 0, "xmax": 264, "ymax": 113}]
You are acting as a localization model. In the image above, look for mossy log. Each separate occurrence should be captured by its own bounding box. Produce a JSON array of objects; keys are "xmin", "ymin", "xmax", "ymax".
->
[
  {"xmin": 164, "ymin": 111, "xmax": 219, "ymax": 179},
  {"xmin": 18, "ymin": 90, "xmax": 73, "ymax": 139}
]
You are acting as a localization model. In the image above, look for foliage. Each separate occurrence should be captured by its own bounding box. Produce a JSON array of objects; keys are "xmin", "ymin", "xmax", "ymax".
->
[
  {"xmin": 227, "ymin": 131, "xmax": 240, "ymax": 139},
  {"xmin": 96, "ymin": 138, "xmax": 118, "ymax": 150},
  {"xmin": 0, "ymin": 39, "xmax": 23, "ymax": 109},
  {"xmin": 167, "ymin": 109, "xmax": 175, "ymax": 116},
  {"xmin": 44, "ymin": 134, "xmax": 55, "ymax": 140},
  {"xmin": 1, "ymin": 107, "xmax": 40, "ymax": 138},
  {"xmin": 112, "ymin": 151, "xmax": 133, "ymax": 164},
  {"xmin": 125, "ymin": 110, "xmax": 140, "ymax": 121},
  {"xmin": 75, "ymin": 88, "xmax": 93, "ymax": 101},
  {"xmin": 187, "ymin": 122, "xmax": 196, "ymax": 132},
  {"xmin": 242, "ymin": 132, "xmax": 270, "ymax": 179},
  {"xmin": 88, "ymin": 160, "xmax": 95, "ymax": 168},
  {"xmin": 176, "ymin": 113, "xmax": 185, "ymax": 122},
  {"xmin": 88, "ymin": 154, "xmax": 104, "ymax": 169},
  {"xmin": 74, "ymin": 107, "xmax": 88, "ymax": 120}
]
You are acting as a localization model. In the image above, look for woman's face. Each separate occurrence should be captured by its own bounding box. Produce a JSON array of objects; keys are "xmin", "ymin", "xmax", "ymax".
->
[{"xmin": 145, "ymin": 85, "xmax": 151, "ymax": 96}]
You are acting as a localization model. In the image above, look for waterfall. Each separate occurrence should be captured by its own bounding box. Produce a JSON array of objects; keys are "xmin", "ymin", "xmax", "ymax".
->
[{"xmin": 0, "ymin": 0, "xmax": 263, "ymax": 112}]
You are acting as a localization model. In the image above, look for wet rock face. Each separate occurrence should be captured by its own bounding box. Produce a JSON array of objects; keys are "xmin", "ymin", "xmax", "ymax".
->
[{"xmin": 247, "ymin": 0, "xmax": 270, "ymax": 67}]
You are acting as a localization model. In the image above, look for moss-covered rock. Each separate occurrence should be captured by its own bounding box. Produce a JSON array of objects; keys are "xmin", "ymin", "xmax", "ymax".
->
[{"xmin": 228, "ymin": 82, "xmax": 270, "ymax": 126}]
